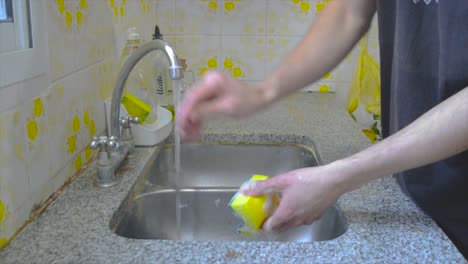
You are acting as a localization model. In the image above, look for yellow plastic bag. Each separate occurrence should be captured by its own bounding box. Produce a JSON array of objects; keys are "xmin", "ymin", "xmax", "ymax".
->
[{"xmin": 346, "ymin": 36, "xmax": 381, "ymax": 116}]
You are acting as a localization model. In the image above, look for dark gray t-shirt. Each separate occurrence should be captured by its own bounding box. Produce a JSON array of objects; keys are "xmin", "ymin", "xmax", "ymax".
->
[{"xmin": 376, "ymin": 0, "xmax": 468, "ymax": 257}]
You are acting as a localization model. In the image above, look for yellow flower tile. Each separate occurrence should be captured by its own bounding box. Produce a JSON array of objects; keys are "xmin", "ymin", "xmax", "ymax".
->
[
  {"xmin": 266, "ymin": 37, "xmax": 302, "ymax": 75},
  {"xmin": 47, "ymin": 0, "xmax": 76, "ymax": 80},
  {"xmin": 224, "ymin": 58, "xmax": 234, "ymax": 69},
  {"xmin": 57, "ymin": 0, "xmax": 65, "ymax": 13},
  {"xmin": 75, "ymin": 10, "xmax": 83, "ymax": 26},
  {"xmin": 89, "ymin": 120, "xmax": 96, "ymax": 137},
  {"xmin": 267, "ymin": 0, "xmax": 316, "ymax": 35},
  {"xmin": 221, "ymin": 0, "xmax": 266, "ymax": 35},
  {"xmin": 319, "ymin": 84, "xmax": 330, "ymax": 93},
  {"xmin": 83, "ymin": 110, "xmax": 89, "ymax": 126},
  {"xmin": 67, "ymin": 134, "xmax": 77, "ymax": 154},
  {"xmin": 26, "ymin": 120, "xmax": 39, "ymax": 141},
  {"xmin": 80, "ymin": 0, "xmax": 87, "ymax": 10},
  {"xmin": 207, "ymin": 58, "xmax": 218, "ymax": 68},
  {"xmin": 221, "ymin": 36, "xmax": 265, "ymax": 80},
  {"xmin": 72, "ymin": 116, "xmax": 80, "ymax": 132},
  {"xmin": 33, "ymin": 98, "xmax": 44, "ymax": 117},
  {"xmin": 75, "ymin": 155, "xmax": 83, "ymax": 171},
  {"xmin": 299, "ymin": 1, "xmax": 311, "ymax": 13},
  {"xmin": 0, "ymin": 199, "xmax": 5, "ymax": 223},
  {"xmin": 65, "ymin": 10, "xmax": 73, "ymax": 30},
  {"xmin": 224, "ymin": 1, "xmax": 235, "ymax": 12},
  {"xmin": 232, "ymin": 67, "xmax": 243, "ymax": 78},
  {"xmin": 84, "ymin": 146, "xmax": 92, "ymax": 160},
  {"xmin": 155, "ymin": 0, "xmax": 176, "ymax": 34},
  {"xmin": 176, "ymin": 36, "xmax": 220, "ymax": 78},
  {"xmin": 0, "ymin": 237, "xmax": 7, "ymax": 249},
  {"xmin": 315, "ymin": 2, "xmax": 325, "ymax": 13},
  {"xmin": 176, "ymin": 0, "xmax": 221, "ymax": 34}
]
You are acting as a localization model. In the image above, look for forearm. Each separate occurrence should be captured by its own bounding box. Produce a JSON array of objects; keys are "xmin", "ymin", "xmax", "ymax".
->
[
  {"xmin": 331, "ymin": 87, "xmax": 468, "ymax": 192},
  {"xmin": 258, "ymin": 0, "xmax": 376, "ymax": 104}
]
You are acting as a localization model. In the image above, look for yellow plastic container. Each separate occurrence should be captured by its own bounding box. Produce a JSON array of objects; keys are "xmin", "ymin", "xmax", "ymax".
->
[
  {"xmin": 229, "ymin": 174, "xmax": 280, "ymax": 237},
  {"xmin": 121, "ymin": 93, "xmax": 151, "ymax": 124}
]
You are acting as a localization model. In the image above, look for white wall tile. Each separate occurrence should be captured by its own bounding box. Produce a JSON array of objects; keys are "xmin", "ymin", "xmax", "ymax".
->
[
  {"xmin": 135, "ymin": 1, "xmax": 160, "ymax": 43},
  {"xmin": 368, "ymin": 14, "xmax": 379, "ymax": 41},
  {"xmin": 0, "ymin": 75, "xmax": 49, "ymax": 114},
  {"xmin": 23, "ymin": 95, "xmax": 53, "ymax": 205},
  {"xmin": 0, "ymin": 107, "xmax": 30, "ymax": 212},
  {"xmin": 0, "ymin": 84, "xmax": 21, "ymax": 113},
  {"xmin": 155, "ymin": 0, "xmax": 176, "ymax": 35},
  {"xmin": 75, "ymin": 0, "xmax": 115, "ymax": 70},
  {"xmin": 267, "ymin": 0, "xmax": 317, "ymax": 36},
  {"xmin": 110, "ymin": 0, "xmax": 143, "ymax": 57},
  {"xmin": 175, "ymin": 35, "xmax": 221, "ymax": 78},
  {"xmin": 0, "ymin": 0, "xmax": 152, "ymax": 245},
  {"xmin": 221, "ymin": 36, "xmax": 266, "ymax": 81},
  {"xmin": 175, "ymin": 0, "xmax": 221, "ymax": 35},
  {"xmin": 45, "ymin": 74, "xmax": 84, "ymax": 181},
  {"xmin": 221, "ymin": 0, "xmax": 267, "ymax": 36},
  {"xmin": 44, "ymin": 81, "xmax": 69, "ymax": 177},
  {"xmin": 265, "ymin": 36, "xmax": 302, "ymax": 75},
  {"xmin": 1, "ymin": 0, "xmax": 375, "ymax": 246},
  {"xmin": 367, "ymin": 38, "xmax": 380, "ymax": 65},
  {"xmin": 0, "ymin": 215, "xmax": 15, "ymax": 245},
  {"xmin": 331, "ymin": 44, "xmax": 361, "ymax": 83},
  {"xmin": 46, "ymin": 0, "xmax": 76, "ymax": 81}
]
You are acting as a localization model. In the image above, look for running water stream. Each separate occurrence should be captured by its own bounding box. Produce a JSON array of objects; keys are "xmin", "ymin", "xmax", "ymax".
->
[{"xmin": 172, "ymin": 80, "xmax": 182, "ymax": 240}]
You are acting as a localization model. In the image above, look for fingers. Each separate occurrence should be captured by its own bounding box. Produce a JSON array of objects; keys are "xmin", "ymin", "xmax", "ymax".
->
[
  {"xmin": 178, "ymin": 118, "xmax": 202, "ymax": 140},
  {"xmin": 177, "ymin": 71, "xmax": 225, "ymax": 139},
  {"xmin": 262, "ymin": 204, "xmax": 293, "ymax": 232},
  {"xmin": 263, "ymin": 208, "xmax": 318, "ymax": 232},
  {"xmin": 241, "ymin": 174, "xmax": 290, "ymax": 196},
  {"xmin": 191, "ymin": 99, "xmax": 229, "ymax": 121},
  {"xmin": 181, "ymin": 71, "xmax": 224, "ymax": 122}
]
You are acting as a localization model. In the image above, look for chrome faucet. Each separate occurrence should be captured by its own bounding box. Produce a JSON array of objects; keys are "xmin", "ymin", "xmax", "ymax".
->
[{"xmin": 90, "ymin": 39, "xmax": 184, "ymax": 187}]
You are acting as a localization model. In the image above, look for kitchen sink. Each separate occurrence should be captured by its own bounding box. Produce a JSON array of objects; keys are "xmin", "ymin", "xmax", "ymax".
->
[
  {"xmin": 145, "ymin": 143, "xmax": 320, "ymax": 187},
  {"xmin": 111, "ymin": 141, "xmax": 347, "ymax": 242}
]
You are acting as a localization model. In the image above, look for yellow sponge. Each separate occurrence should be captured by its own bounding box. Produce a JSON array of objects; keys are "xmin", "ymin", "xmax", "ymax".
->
[
  {"xmin": 121, "ymin": 93, "xmax": 151, "ymax": 123},
  {"xmin": 230, "ymin": 175, "xmax": 279, "ymax": 237}
]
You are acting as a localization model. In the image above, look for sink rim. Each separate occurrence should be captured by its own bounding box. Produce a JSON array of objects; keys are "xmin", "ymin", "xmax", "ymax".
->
[
  {"xmin": 114, "ymin": 187, "xmax": 348, "ymax": 242},
  {"xmin": 130, "ymin": 139, "xmax": 323, "ymax": 195},
  {"xmin": 110, "ymin": 136, "xmax": 348, "ymax": 242}
]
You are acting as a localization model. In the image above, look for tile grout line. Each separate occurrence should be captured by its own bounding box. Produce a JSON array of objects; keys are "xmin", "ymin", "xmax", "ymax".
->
[
  {"xmin": 50, "ymin": 57, "xmax": 110, "ymax": 85},
  {"xmin": 163, "ymin": 33, "xmax": 306, "ymax": 37},
  {"xmin": 264, "ymin": 0, "xmax": 269, "ymax": 79},
  {"xmin": 219, "ymin": 0, "xmax": 223, "ymax": 72}
]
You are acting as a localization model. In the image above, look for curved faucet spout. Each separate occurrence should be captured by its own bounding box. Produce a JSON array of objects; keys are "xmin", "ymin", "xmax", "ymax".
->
[{"xmin": 110, "ymin": 39, "xmax": 183, "ymax": 139}]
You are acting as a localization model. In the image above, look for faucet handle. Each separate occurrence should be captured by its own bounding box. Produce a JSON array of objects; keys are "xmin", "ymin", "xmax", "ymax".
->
[
  {"xmin": 119, "ymin": 116, "xmax": 140, "ymax": 128},
  {"xmin": 90, "ymin": 136, "xmax": 102, "ymax": 150},
  {"xmin": 107, "ymin": 136, "xmax": 118, "ymax": 150},
  {"xmin": 129, "ymin": 116, "xmax": 140, "ymax": 125},
  {"xmin": 119, "ymin": 117, "xmax": 128, "ymax": 128},
  {"xmin": 90, "ymin": 136, "xmax": 118, "ymax": 152}
]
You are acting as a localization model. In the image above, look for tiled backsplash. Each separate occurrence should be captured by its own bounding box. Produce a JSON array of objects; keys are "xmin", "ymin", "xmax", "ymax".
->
[
  {"xmin": 0, "ymin": 0, "xmax": 379, "ymax": 249},
  {"xmin": 0, "ymin": 0, "xmax": 159, "ymax": 249},
  {"xmin": 153, "ymin": 0, "xmax": 380, "ymax": 94}
]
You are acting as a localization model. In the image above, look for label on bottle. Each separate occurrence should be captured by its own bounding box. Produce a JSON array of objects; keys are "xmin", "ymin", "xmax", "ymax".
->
[{"xmin": 156, "ymin": 75, "xmax": 164, "ymax": 95}]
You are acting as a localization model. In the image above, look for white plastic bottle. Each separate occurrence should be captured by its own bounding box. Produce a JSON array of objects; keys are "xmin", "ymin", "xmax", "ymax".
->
[
  {"xmin": 151, "ymin": 26, "xmax": 172, "ymax": 109},
  {"xmin": 120, "ymin": 28, "xmax": 158, "ymax": 124}
]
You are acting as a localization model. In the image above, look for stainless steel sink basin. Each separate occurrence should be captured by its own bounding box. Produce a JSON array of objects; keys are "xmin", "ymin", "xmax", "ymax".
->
[
  {"xmin": 147, "ymin": 143, "xmax": 320, "ymax": 187},
  {"xmin": 111, "ymin": 141, "xmax": 347, "ymax": 242}
]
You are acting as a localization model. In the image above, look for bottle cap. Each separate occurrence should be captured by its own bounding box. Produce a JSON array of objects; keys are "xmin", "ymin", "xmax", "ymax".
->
[
  {"xmin": 127, "ymin": 27, "xmax": 140, "ymax": 41},
  {"xmin": 153, "ymin": 25, "xmax": 163, "ymax": 40}
]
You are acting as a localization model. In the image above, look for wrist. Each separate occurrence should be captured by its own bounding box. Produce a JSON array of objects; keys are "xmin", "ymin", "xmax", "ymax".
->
[
  {"xmin": 323, "ymin": 159, "xmax": 362, "ymax": 195},
  {"xmin": 255, "ymin": 77, "xmax": 281, "ymax": 107}
]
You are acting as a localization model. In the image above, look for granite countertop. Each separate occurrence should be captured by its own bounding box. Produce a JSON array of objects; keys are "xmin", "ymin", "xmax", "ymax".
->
[{"xmin": 1, "ymin": 93, "xmax": 465, "ymax": 263}]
